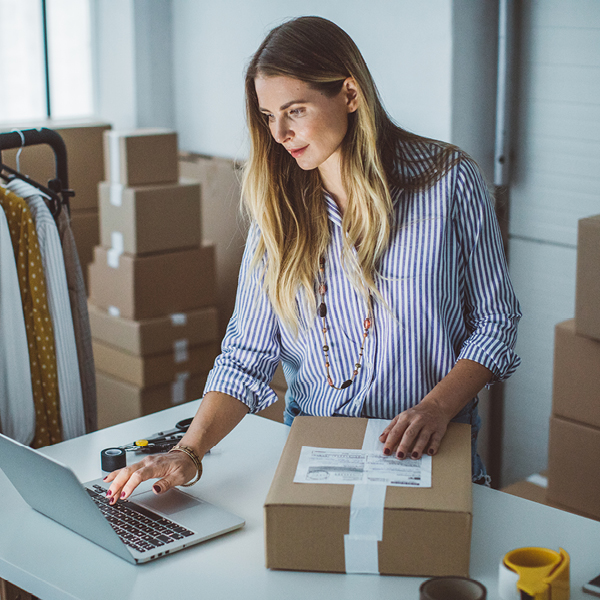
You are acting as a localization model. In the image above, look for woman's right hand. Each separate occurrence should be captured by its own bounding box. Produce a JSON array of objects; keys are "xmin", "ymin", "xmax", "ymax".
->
[
  {"xmin": 103, "ymin": 451, "xmax": 197, "ymax": 504},
  {"xmin": 103, "ymin": 391, "xmax": 249, "ymax": 504}
]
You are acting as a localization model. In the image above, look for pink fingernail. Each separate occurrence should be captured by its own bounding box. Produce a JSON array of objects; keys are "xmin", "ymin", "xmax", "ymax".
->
[
  {"xmin": 411, "ymin": 452, "xmax": 419, "ymax": 459},
  {"xmin": 428, "ymin": 448, "xmax": 435, "ymax": 455},
  {"xmin": 397, "ymin": 451, "xmax": 405, "ymax": 459},
  {"xmin": 383, "ymin": 448, "xmax": 391, "ymax": 456},
  {"xmin": 153, "ymin": 484, "xmax": 161, "ymax": 493},
  {"xmin": 103, "ymin": 476, "xmax": 108, "ymax": 481},
  {"xmin": 106, "ymin": 490, "xmax": 112, "ymax": 497},
  {"xmin": 120, "ymin": 492, "xmax": 126, "ymax": 498}
]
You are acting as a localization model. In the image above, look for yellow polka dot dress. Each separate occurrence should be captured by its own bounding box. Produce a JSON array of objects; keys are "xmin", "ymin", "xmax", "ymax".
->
[{"xmin": 0, "ymin": 188, "xmax": 61, "ymax": 447}]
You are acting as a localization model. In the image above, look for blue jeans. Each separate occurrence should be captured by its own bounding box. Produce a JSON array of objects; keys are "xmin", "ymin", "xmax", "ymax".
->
[
  {"xmin": 283, "ymin": 397, "xmax": 490, "ymax": 486},
  {"xmin": 450, "ymin": 399, "xmax": 490, "ymax": 486}
]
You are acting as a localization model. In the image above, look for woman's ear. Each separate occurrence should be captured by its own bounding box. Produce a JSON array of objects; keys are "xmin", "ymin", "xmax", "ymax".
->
[{"xmin": 343, "ymin": 77, "xmax": 359, "ymax": 113}]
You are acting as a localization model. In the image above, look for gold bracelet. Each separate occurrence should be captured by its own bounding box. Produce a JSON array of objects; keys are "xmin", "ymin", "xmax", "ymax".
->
[{"xmin": 169, "ymin": 444, "xmax": 203, "ymax": 487}]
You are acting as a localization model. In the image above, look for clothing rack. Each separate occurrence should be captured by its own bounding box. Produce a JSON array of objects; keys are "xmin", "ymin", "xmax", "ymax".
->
[{"xmin": 0, "ymin": 128, "xmax": 74, "ymax": 216}]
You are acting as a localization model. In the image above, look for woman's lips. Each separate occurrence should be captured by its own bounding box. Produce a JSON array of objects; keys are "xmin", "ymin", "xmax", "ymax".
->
[{"xmin": 289, "ymin": 145, "xmax": 308, "ymax": 158}]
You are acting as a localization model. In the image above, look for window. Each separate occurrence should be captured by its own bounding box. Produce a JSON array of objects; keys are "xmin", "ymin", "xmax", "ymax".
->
[{"xmin": 0, "ymin": 0, "xmax": 93, "ymax": 123}]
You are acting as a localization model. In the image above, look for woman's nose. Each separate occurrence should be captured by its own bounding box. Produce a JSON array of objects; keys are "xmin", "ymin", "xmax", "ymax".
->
[{"xmin": 273, "ymin": 119, "xmax": 292, "ymax": 144}]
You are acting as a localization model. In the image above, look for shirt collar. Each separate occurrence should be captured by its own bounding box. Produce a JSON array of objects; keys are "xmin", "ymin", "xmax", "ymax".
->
[
  {"xmin": 323, "ymin": 190, "xmax": 343, "ymax": 229},
  {"xmin": 324, "ymin": 185, "xmax": 404, "ymax": 229}
]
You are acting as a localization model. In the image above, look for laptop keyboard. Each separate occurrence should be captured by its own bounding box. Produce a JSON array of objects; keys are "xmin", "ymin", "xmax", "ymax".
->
[{"xmin": 87, "ymin": 484, "xmax": 195, "ymax": 553}]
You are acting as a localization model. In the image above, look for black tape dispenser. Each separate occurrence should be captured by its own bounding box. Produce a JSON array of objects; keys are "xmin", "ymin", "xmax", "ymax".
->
[{"xmin": 100, "ymin": 417, "xmax": 194, "ymax": 472}]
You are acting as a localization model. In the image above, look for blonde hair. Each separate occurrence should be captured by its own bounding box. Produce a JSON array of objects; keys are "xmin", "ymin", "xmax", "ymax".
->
[{"xmin": 243, "ymin": 16, "xmax": 458, "ymax": 333}]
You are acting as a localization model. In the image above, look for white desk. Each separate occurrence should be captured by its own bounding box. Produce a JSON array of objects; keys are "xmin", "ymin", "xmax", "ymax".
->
[{"xmin": 1, "ymin": 400, "xmax": 598, "ymax": 600}]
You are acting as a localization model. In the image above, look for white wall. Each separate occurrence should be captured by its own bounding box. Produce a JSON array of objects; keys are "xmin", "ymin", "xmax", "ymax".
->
[
  {"xmin": 93, "ymin": 0, "xmax": 137, "ymax": 129},
  {"xmin": 171, "ymin": 0, "xmax": 454, "ymax": 161},
  {"xmin": 93, "ymin": 0, "xmax": 175, "ymax": 130},
  {"xmin": 451, "ymin": 0, "xmax": 499, "ymax": 181},
  {"xmin": 132, "ymin": 0, "xmax": 175, "ymax": 129},
  {"xmin": 502, "ymin": 0, "xmax": 600, "ymax": 485}
]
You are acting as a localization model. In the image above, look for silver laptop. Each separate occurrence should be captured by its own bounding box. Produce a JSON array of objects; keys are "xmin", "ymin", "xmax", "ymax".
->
[{"xmin": 0, "ymin": 433, "xmax": 245, "ymax": 564}]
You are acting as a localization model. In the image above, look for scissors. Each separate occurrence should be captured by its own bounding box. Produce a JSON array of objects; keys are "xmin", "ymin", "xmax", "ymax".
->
[{"xmin": 120, "ymin": 418, "xmax": 195, "ymax": 454}]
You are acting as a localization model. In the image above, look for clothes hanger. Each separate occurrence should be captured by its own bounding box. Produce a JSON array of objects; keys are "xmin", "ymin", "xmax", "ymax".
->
[
  {"xmin": 0, "ymin": 129, "xmax": 68, "ymax": 218},
  {"xmin": 0, "ymin": 162, "xmax": 62, "ymax": 218}
]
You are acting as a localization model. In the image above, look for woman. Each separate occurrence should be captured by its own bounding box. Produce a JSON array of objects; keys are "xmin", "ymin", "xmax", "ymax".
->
[{"xmin": 105, "ymin": 16, "xmax": 521, "ymax": 503}]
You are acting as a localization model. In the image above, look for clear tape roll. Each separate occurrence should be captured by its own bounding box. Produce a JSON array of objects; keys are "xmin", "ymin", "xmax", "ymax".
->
[{"xmin": 498, "ymin": 561, "xmax": 520, "ymax": 600}]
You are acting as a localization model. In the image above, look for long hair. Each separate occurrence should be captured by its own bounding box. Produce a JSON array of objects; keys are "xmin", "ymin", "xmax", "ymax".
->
[{"xmin": 242, "ymin": 16, "xmax": 458, "ymax": 334}]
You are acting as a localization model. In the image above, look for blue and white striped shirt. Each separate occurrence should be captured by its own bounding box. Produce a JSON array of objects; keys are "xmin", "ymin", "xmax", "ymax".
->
[{"xmin": 204, "ymin": 154, "xmax": 521, "ymax": 418}]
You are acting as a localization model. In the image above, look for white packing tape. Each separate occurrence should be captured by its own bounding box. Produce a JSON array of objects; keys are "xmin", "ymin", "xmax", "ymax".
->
[
  {"xmin": 171, "ymin": 372, "xmax": 190, "ymax": 406},
  {"xmin": 108, "ymin": 131, "xmax": 121, "ymax": 183},
  {"xmin": 526, "ymin": 473, "xmax": 548, "ymax": 488},
  {"xmin": 362, "ymin": 418, "xmax": 389, "ymax": 452},
  {"xmin": 498, "ymin": 560, "xmax": 520, "ymax": 600},
  {"xmin": 107, "ymin": 231, "xmax": 124, "ymax": 268},
  {"xmin": 170, "ymin": 313, "xmax": 187, "ymax": 326},
  {"xmin": 107, "ymin": 248, "xmax": 120, "ymax": 269},
  {"xmin": 173, "ymin": 339, "xmax": 189, "ymax": 363},
  {"xmin": 343, "ymin": 418, "xmax": 391, "ymax": 574},
  {"xmin": 111, "ymin": 231, "xmax": 124, "ymax": 254},
  {"xmin": 109, "ymin": 183, "xmax": 124, "ymax": 207},
  {"xmin": 344, "ymin": 483, "xmax": 387, "ymax": 574}
]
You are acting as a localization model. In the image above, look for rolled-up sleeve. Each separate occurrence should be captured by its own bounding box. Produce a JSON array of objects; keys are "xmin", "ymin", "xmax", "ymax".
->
[
  {"xmin": 203, "ymin": 225, "xmax": 281, "ymax": 412},
  {"xmin": 452, "ymin": 157, "xmax": 522, "ymax": 385}
]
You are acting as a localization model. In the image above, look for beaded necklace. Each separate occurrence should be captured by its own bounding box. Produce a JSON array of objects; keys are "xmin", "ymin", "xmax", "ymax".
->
[{"xmin": 317, "ymin": 256, "xmax": 373, "ymax": 390}]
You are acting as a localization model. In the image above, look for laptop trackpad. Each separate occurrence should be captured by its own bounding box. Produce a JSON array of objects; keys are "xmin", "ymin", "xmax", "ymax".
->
[{"xmin": 133, "ymin": 489, "xmax": 202, "ymax": 516}]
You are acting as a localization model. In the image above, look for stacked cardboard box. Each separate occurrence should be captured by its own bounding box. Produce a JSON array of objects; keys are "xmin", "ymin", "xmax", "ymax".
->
[
  {"xmin": 547, "ymin": 215, "xmax": 600, "ymax": 520},
  {"xmin": 89, "ymin": 129, "xmax": 220, "ymax": 428},
  {"xmin": 178, "ymin": 152, "xmax": 246, "ymax": 338},
  {"xmin": 0, "ymin": 119, "xmax": 111, "ymax": 291},
  {"xmin": 179, "ymin": 151, "xmax": 287, "ymax": 423}
]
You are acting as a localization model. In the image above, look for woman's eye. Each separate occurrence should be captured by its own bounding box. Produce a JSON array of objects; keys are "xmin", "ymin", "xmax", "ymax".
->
[{"xmin": 289, "ymin": 108, "xmax": 304, "ymax": 117}]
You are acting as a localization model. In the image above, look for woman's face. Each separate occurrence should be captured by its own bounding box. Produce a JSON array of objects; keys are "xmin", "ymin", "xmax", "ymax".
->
[{"xmin": 255, "ymin": 75, "xmax": 357, "ymax": 174}]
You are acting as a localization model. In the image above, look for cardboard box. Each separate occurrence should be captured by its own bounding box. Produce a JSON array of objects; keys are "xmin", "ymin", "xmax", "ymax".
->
[
  {"xmin": 1, "ymin": 119, "xmax": 111, "ymax": 211},
  {"xmin": 552, "ymin": 320, "xmax": 600, "ymax": 429},
  {"xmin": 501, "ymin": 475, "xmax": 548, "ymax": 505},
  {"xmin": 264, "ymin": 418, "xmax": 472, "ymax": 576},
  {"xmin": 502, "ymin": 473, "xmax": 600, "ymax": 521},
  {"xmin": 70, "ymin": 208, "xmax": 99, "ymax": 292},
  {"xmin": 575, "ymin": 214, "xmax": 600, "ymax": 341},
  {"xmin": 179, "ymin": 152, "xmax": 247, "ymax": 337},
  {"xmin": 88, "ymin": 244, "xmax": 216, "ymax": 320},
  {"xmin": 99, "ymin": 179, "xmax": 201, "ymax": 255},
  {"xmin": 104, "ymin": 129, "xmax": 178, "ymax": 186},
  {"xmin": 88, "ymin": 303, "xmax": 219, "ymax": 356},
  {"xmin": 547, "ymin": 415, "xmax": 600, "ymax": 519},
  {"xmin": 92, "ymin": 338, "xmax": 219, "ymax": 388},
  {"xmin": 96, "ymin": 370, "xmax": 207, "ymax": 429}
]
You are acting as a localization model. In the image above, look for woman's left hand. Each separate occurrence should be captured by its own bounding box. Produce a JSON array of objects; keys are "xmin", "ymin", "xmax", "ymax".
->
[
  {"xmin": 379, "ymin": 359, "xmax": 493, "ymax": 459},
  {"xmin": 379, "ymin": 396, "xmax": 452, "ymax": 460}
]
